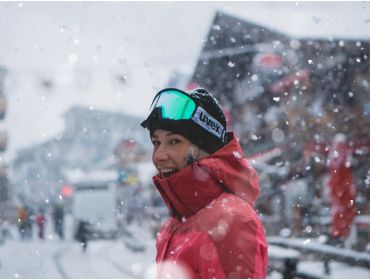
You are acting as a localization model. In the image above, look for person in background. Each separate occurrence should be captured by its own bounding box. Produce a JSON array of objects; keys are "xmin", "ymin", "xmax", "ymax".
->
[
  {"xmin": 53, "ymin": 203, "xmax": 64, "ymax": 240},
  {"xmin": 36, "ymin": 208, "xmax": 46, "ymax": 240},
  {"xmin": 17, "ymin": 205, "xmax": 27, "ymax": 240},
  {"xmin": 141, "ymin": 88, "xmax": 268, "ymax": 278},
  {"xmin": 75, "ymin": 220, "xmax": 90, "ymax": 253},
  {"xmin": 24, "ymin": 205, "xmax": 34, "ymax": 240}
]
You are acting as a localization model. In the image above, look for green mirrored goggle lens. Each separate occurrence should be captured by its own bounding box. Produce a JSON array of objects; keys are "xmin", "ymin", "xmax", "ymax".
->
[{"xmin": 152, "ymin": 90, "xmax": 196, "ymax": 120}]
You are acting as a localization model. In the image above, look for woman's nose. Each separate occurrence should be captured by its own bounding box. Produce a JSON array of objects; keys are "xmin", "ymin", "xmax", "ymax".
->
[{"xmin": 153, "ymin": 144, "xmax": 169, "ymax": 161}]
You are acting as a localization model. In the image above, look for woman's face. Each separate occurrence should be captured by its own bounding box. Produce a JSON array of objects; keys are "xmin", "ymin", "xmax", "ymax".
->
[{"xmin": 151, "ymin": 129, "xmax": 193, "ymax": 178}]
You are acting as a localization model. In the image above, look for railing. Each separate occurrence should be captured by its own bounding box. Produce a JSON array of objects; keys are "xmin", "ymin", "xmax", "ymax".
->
[
  {"xmin": 268, "ymin": 245, "xmax": 301, "ymax": 278},
  {"xmin": 268, "ymin": 236, "xmax": 370, "ymax": 268},
  {"xmin": 267, "ymin": 236, "xmax": 370, "ymax": 278}
]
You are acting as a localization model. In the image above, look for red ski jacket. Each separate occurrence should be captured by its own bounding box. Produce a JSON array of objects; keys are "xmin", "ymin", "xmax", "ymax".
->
[{"xmin": 153, "ymin": 132, "xmax": 268, "ymax": 278}]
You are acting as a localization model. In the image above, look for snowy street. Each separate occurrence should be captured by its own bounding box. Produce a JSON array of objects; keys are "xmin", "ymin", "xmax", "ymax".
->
[
  {"xmin": 2, "ymin": 235, "xmax": 369, "ymax": 279},
  {"xmin": 0, "ymin": 217, "xmax": 156, "ymax": 279},
  {"xmin": 0, "ymin": 2, "xmax": 370, "ymax": 279},
  {"xmin": 1, "ymin": 215, "xmax": 369, "ymax": 279}
]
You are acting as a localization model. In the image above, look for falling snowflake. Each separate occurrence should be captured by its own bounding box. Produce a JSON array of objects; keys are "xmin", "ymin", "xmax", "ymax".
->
[
  {"xmin": 251, "ymin": 74, "xmax": 258, "ymax": 81},
  {"xmin": 233, "ymin": 151, "xmax": 241, "ymax": 159},
  {"xmin": 303, "ymin": 239, "xmax": 311, "ymax": 245},
  {"xmin": 212, "ymin": 24, "xmax": 221, "ymax": 31},
  {"xmin": 364, "ymin": 171, "xmax": 370, "ymax": 185},
  {"xmin": 227, "ymin": 61, "xmax": 235, "ymax": 68}
]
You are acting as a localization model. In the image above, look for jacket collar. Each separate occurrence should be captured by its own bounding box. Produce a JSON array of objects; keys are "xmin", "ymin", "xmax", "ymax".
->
[{"xmin": 153, "ymin": 132, "xmax": 259, "ymax": 219}]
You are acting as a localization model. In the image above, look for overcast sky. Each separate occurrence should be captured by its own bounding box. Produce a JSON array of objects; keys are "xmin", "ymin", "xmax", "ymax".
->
[{"xmin": 1, "ymin": 1, "xmax": 370, "ymax": 159}]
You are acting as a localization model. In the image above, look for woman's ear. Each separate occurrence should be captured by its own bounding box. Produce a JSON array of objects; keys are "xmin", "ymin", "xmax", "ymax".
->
[
  {"xmin": 186, "ymin": 144, "xmax": 209, "ymax": 165},
  {"xmin": 185, "ymin": 154, "xmax": 195, "ymax": 165}
]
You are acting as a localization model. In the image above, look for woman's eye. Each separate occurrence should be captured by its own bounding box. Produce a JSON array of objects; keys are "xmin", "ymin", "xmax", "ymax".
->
[
  {"xmin": 151, "ymin": 140, "xmax": 160, "ymax": 146},
  {"xmin": 170, "ymin": 138, "xmax": 180, "ymax": 144}
]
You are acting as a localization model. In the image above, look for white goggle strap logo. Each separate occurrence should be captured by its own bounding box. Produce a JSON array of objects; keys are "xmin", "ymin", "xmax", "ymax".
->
[{"xmin": 192, "ymin": 107, "xmax": 225, "ymax": 142}]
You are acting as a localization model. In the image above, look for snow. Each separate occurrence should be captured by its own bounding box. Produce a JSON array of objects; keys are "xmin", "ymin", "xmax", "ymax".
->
[
  {"xmin": 0, "ymin": 239, "xmax": 63, "ymax": 278},
  {"xmin": 268, "ymin": 241, "xmax": 369, "ymax": 279},
  {"xmin": 268, "ymin": 244, "xmax": 300, "ymax": 259},
  {"xmin": 1, "ymin": 2, "xmax": 370, "ymax": 159},
  {"xmin": 297, "ymin": 260, "xmax": 370, "ymax": 279},
  {"xmin": 1, "ymin": 216, "xmax": 369, "ymax": 278},
  {"xmin": 232, "ymin": 151, "xmax": 242, "ymax": 159},
  {"xmin": 0, "ymin": 237, "xmax": 155, "ymax": 279},
  {"xmin": 0, "ymin": 214, "xmax": 156, "ymax": 278},
  {"xmin": 0, "ymin": 2, "xmax": 370, "ymax": 278}
]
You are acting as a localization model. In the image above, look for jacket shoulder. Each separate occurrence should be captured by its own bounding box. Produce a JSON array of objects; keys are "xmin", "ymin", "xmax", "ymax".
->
[{"xmin": 186, "ymin": 193, "xmax": 259, "ymax": 232}]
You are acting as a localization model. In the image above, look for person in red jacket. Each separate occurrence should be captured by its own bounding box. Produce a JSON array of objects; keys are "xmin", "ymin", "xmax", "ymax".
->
[{"xmin": 141, "ymin": 88, "xmax": 268, "ymax": 278}]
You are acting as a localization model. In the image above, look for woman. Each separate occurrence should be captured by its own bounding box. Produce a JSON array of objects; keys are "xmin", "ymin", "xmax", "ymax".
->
[{"xmin": 141, "ymin": 88, "xmax": 268, "ymax": 278}]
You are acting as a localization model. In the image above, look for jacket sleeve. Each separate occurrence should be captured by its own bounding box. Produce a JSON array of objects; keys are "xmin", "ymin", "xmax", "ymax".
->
[{"xmin": 206, "ymin": 213, "xmax": 268, "ymax": 279}]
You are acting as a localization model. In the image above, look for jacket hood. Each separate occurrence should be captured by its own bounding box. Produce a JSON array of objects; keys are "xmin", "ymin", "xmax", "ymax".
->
[{"xmin": 153, "ymin": 132, "xmax": 260, "ymax": 219}]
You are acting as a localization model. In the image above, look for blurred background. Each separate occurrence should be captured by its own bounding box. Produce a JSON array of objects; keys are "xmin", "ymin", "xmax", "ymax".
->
[{"xmin": 0, "ymin": 1, "xmax": 369, "ymax": 279}]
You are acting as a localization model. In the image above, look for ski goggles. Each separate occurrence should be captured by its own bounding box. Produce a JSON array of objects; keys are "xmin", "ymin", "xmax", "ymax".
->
[
  {"xmin": 148, "ymin": 88, "xmax": 196, "ymax": 120},
  {"xmin": 142, "ymin": 88, "xmax": 226, "ymax": 141}
]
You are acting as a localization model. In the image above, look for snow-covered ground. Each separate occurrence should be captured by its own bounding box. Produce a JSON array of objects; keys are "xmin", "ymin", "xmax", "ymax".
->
[
  {"xmin": 0, "ymin": 215, "xmax": 156, "ymax": 279},
  {"xmin": 0, "ymin": 214, "xmax": 368, "ymax": 279},
  {"xmin": 297, "ymin": 261, "xmax": 369, "ymax": 279}
]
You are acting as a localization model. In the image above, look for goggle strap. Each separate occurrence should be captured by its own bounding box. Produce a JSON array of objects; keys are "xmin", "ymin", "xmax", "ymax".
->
[
  {"xmin": 192, "ymin": 107, "xmax": 225, "ymax": 142},
  {"xmin": 149, "ymin": 92, "xmax": 161, "ymax": 111}
]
